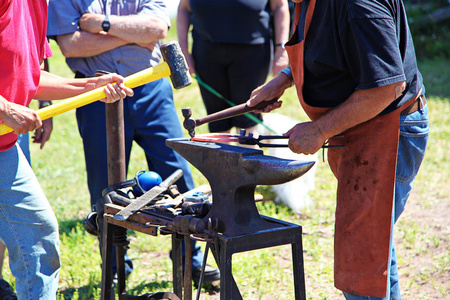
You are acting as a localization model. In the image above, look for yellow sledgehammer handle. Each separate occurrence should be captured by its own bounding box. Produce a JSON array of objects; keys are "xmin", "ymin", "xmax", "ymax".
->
[{"xmin": 0, "ymin": 62, "xmax": 171, "ymax": 136}]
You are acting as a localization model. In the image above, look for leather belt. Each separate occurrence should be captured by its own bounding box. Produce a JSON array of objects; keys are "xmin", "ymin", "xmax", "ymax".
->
[{"xmin": 400, "ymin": 95, "xmax": 426, "ymax": 116}]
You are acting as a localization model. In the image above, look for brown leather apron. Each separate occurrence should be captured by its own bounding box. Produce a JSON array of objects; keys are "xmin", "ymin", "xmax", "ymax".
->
[{"xmin": 285, "ymin": 1, "xmax": 420, "ymax": 297}]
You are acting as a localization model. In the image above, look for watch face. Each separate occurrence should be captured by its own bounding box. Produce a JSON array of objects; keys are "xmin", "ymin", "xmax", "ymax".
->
[{"xmin": 102, "ymin": 21, "xmax": 110, "ymax": 32}]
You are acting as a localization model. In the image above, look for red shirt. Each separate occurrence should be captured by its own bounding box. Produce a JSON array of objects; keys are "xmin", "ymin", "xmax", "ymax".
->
[{"xmin": 0, "ymin": 0, "xmax": 52, "ymax": 151}]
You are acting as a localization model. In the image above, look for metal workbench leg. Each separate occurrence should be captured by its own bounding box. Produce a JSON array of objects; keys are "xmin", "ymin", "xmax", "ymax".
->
[
  {"xmin": 292, "ymin": 234, "xmax": 306, "ymax": 300},
  {"xmin": 101, "ymin": 218, "xmax": 115, "ymax": 300},
  {"xmin": 172, "ymin": 234, "xmax": 183, "ymax": 299}
]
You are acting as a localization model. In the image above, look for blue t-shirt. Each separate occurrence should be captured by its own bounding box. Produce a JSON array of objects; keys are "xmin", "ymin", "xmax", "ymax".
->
[
  {"xmin": 190, "ymin": 0, "xmax": 271, "ymax": 45},
  {"xmin": 302, "ymin": 0, "xmax": 423, "ymax": 114},
  {"xmin": 47, "ymin": 0, "xmax": 170, "ymax": 77}
]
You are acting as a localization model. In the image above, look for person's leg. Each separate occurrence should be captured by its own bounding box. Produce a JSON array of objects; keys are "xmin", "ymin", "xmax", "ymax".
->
[
  {"xmin": 127, "ymin": 80, "xmax": 195, "ymax": 194},
  {"xmin": 343, "ymin": 104, "xmax": 429, "ymax": 300},
  {"xmin": 16, "ymin": 133, "xmax": 31, "ymax": 165},
  {"xmin": 227, "ymin": 42, "xmax": 271, "ymax": 131},
  {"xmin": 0, "ymin": 136, "xmax": 30, "ymax": 299},
  {"xmin": 0, "ymin": 241, "xmax": 18, "ymax": 300},
  {"xmin": 192, "ymin": 39, "xmax": 235, "ymax": 133},
  {"xmin": 0, "ymin": 145, "xmax": 60, "ymax": 300}
]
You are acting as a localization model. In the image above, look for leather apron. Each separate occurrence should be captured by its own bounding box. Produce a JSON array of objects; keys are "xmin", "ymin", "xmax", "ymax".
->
[{"xmin": 285, "ymin": 1, "xmax": 420, "ymax": 297}]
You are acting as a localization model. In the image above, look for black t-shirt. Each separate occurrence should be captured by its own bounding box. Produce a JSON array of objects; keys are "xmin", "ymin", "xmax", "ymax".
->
[
  {"xmin": 190, "ymin": 0, "xmax": 271, "ymax": 45},
  {"xmin": 301, "ymin": 0, "xmax": 423, "ymax": 114}
]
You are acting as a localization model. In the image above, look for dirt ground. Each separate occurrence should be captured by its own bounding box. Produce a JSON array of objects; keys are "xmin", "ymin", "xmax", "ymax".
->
[{"xmin": 194, "ymin": 189, "xmax": 449, "ymax": 300}]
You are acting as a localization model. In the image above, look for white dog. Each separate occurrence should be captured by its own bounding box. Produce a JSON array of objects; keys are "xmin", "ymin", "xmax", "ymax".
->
[{"xmin": 258, "ymin": 113, "xmax": 317, "ymax": 213}]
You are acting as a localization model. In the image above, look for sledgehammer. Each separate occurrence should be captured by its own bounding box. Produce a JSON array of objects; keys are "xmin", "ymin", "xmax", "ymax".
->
[{"xmin": 0, "ymin": 41, "xmax": 191, "ymax": 136}]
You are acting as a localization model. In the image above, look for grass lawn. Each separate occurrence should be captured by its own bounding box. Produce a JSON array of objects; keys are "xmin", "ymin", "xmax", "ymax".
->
[{"xmin": 3, "ymin": 36, "xmax": 449, "ymax": 299}]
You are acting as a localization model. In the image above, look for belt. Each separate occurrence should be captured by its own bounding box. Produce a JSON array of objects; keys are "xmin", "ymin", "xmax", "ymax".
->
[{"xmin": 400, "ymin": 95, "xmax": 426, "ymax": 116}]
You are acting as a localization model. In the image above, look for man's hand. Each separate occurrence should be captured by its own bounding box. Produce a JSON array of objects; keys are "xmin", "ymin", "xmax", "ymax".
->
[
  {"xmin": 79, "ymin": 13, "xmax": 103, "ymax": 33},
  {"xmin": 247, "ymin": 73, "xmax": 291, "ymax": 113},
  {"xmin": 0, "ymin": 100, "xmax": 42, "ymax": 135},
  {"xmin": 89, "ymin": 73, "xmax": 134, "ymax": 103},
  {"xmin": 32, "ymin": 118, "xmax": 53, "ymax": 149},
  {"xmin": 284, "ymin": 122, "xmax": 328, "ymax": 155}
]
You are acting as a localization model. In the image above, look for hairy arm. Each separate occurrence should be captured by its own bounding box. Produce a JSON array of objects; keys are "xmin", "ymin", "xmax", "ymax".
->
[
  {"xmin": 248, "ymin": 73, "xmax": 406, "ymax": 154},
  {"xmin": 0, "ymin": 96, "xmax": 41, "ymax": 135},
  {"xmin": 57, "ymin": 31, "xmax": 128, "ymax": 57},
  {"xmin": 285, "ymin": 81, "xmax": 406, "ymax": 154}
]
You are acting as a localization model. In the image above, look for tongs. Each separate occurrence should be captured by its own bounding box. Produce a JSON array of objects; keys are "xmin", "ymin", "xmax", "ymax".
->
[{"xmin": 191, "ymin": 130, "xmax": 344, "ymax": 149}]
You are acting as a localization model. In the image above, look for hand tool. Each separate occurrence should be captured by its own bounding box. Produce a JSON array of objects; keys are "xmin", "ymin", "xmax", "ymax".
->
[
  {"xmin": 113, "ymin": 169, "xmax": 183, "ymax": 221},
  {"xmin": 0, "ymin": 41, "xmax": 190, "ymax": 135},
  {"xmin": 182, "ymin": 98, "xmax": 279, "ymax": 138},
  {"xmin": 190, "ymin": 131, "xmax": 345, "ymax": 149}
]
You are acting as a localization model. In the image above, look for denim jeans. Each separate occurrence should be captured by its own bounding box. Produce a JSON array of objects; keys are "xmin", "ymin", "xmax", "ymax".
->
[
  {"xmin": 344, "ymin": 104, "xmax": 429, "ymax": 299},
  {"xmin": 0, "ymin": 144, "xmax": 60, "ymax": 300},
  {"xmin": 17, "ymin": 133, "xmax": 30, "ymax": 165}
]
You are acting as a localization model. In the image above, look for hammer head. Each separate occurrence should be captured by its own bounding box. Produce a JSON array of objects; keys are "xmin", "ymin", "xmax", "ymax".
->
[
  {"xmin": 160, "ymin": 41, "xmax": 192, "ymax": 89},
  {"xmin": 182, "ymin": 107, "xmax": 196, "ymax": 138}
]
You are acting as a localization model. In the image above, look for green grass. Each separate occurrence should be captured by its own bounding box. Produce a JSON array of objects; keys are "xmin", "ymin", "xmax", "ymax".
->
[{"xmin": 3, "ymin": 32, "xmax": 449, "ymax": 299}]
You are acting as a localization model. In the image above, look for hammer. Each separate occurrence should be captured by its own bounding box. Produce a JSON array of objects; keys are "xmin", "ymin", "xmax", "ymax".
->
[
  {"xmin": 0, "ymin": 41, "xmax": 190, "ymax": 135},
  {"xmin": 182, "ymin": 98, "xmax": 278, "ymax": 138}
]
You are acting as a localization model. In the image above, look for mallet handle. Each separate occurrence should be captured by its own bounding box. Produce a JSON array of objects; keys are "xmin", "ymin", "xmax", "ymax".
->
[
  {"xmin": 195, "ymin": 98, "xmax": 278, "ymax": 127},
  {"xmin": 0, "ymin": 62, "xmax": 171, "ymax": 135}
]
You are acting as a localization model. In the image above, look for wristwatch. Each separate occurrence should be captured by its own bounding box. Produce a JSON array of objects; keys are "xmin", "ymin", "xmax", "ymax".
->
[
  {"xmin": 102, "ymin": 15, "xmax": 110, "ymax": 32},
  {"xmin": 275, "ymin": 42, "xmax": 286, "ymax": 49}
]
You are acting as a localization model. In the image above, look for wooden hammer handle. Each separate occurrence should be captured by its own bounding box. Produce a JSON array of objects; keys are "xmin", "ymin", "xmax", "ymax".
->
[{"xmin": 195, "ymin": 98, "xmax": 278, "ymax": 127}]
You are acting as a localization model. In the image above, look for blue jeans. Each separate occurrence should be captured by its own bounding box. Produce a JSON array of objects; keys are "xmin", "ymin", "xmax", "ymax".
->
[
  {"xmin": 344, "ymin": 104, "xmax": 429, "ymax": 299},
  {"xmin": 76, "ymin": 78, "xmax": 203, "ymax": 272},
  {"xmin": 17, "ymin": 133, "xmax": 30, "ymax": 165},
  {"xmin": 0, "ymin": 144, "xmax": 60, "ymax": 300}
]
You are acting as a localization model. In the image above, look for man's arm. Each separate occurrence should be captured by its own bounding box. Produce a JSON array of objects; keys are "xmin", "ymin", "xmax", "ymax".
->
[
  {"xmin": 80, "ymin": 13, "xmax": 168, "ymax": 44},
  {"xmin": 247, "ymin": 72, "xmax": 406, "ymax": 154},
  {"xmin": 270, "ymin": 0, "xmax": 290, "ymax": 75},
  {"xmin": 34, "ymin": 70, "xmax": 133, "ymax": 101},
  {"xmin": 56, "ymin": 31, "xmax": 128, "ymax": 58},
  {"xmin": 0, "ymin": 96, "xmax": 42, "ymax": 135},
  {"xmin": 285, "ymin": 81, "xmax": 406, "ymax": 154}
]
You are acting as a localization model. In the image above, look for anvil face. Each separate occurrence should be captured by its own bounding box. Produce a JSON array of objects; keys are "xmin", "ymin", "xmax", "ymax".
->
[{"xmin": 166, "ymin": 138, "xmax": 315, "ymax": 236}]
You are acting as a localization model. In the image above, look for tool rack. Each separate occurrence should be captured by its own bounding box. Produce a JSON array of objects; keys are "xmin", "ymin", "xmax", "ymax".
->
[{"xmin": 99, "ymin": 193, "xmax": 306, "ymax": 300}]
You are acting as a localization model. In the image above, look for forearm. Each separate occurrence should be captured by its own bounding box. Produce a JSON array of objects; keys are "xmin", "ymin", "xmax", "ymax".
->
[
  {"xmin": 56, "ymin": 31, "xmax": 128, "ymax": 58},
  {"xmin": 176, "ymin": 8, "xmax": 191, "ymax": 55},
  {"xmin": 271, "ymin": 0, "xmax": 290, "ymax": 46},
  {"xmin": 80, "ymin": 13, "xmax": 167, "ymax": 44},
  {"xmin": 107, "ymin": 14, "xmax": 167, "ymax": 43},
  {"xmin": 314, "ymin": 82, "xmax": 405, "ymax": 139},
  {"xmin": 35, "ymin": 71, "xmax": 98, "ymax": 100}
]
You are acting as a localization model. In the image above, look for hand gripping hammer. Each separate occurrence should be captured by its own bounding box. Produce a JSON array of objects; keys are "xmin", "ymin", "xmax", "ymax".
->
[
  {"xmin": 182, "ymin": 98, "xmax": 278, "ymax": 138},
  {"xmin": 0, "ymin": 41, "xmax": 191, "ymax": 135}
]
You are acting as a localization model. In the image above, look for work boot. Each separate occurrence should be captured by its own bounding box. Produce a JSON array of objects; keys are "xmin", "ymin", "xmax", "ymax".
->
[
  {"xmin": 0, "ymin": 279, "xmax": 17, "ymax": 300},
  {"xmin": 192, "ymin": 265, "xmax": 220, "ymax": 285}
]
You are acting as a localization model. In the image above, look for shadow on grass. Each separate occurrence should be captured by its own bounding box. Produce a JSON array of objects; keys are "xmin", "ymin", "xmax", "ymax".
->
[
  {"xmin": 59, "ymin": 219, "xmax": 85, "ymax": 235},
  {"xmin": 58, "ymin": 283, "xmax": 100, "ymax": 300},
  {"xmin": 57, "ymin": 280, "xmax": 175, "ymax": 300}
]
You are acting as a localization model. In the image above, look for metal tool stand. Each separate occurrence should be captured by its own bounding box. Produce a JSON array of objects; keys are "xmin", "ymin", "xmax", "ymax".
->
[
  {"xmin": 207, "ymin": 217, "xmax": 306, "ymax": 300},
  {"xmin": 166, "ymin": 138, "xmax": 315, "ymax": 300},
  {"xmin": 100, "ymin": 100, "xmax": 184, "ymax": 300},
  {"xmin": 101, "ymin": 203, "xmax": 184, "ymax": 300}
]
